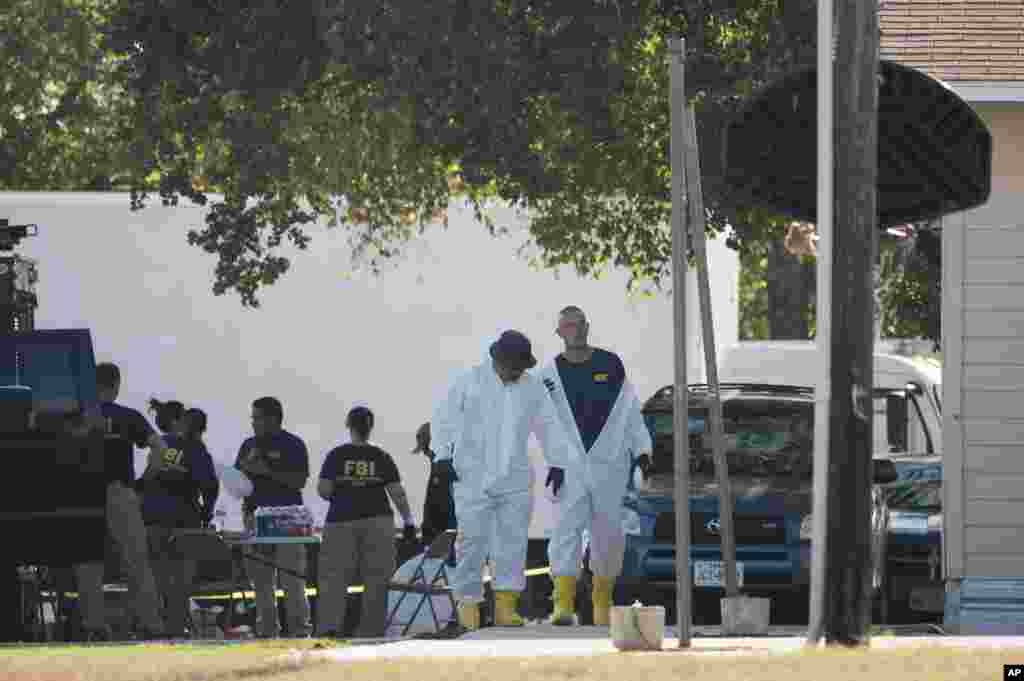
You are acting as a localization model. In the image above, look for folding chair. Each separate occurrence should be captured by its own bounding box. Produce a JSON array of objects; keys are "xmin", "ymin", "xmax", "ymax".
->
[
  {"xmin": 384, "ymin": 529, "xmax": 457, "ymax": 636},
  {"xmin": 170, "ymin": 529, "xmax": 254, "ymax": 635}
]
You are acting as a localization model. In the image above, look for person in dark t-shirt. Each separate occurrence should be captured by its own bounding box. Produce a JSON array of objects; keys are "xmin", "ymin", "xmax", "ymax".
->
[
  {"xmin": 234, "ymin": 396, "xmax": 311, "ymax": 637},
  {"xmin": 412, "ymin": 421, "xmax": 457, "ymax": 548},
  {"xmin": 541, "ymin": 306, "xmax": 653, "ymax": 627},
  {"xmin": 316, "ymin": 406, "xmax": 416, "ymax": 638},
  {"xmin": 72, "ymin": 362, "xmax": 166, "ymax": 641},
  {"xmin": 142, "ymin": 402, "xmax": 219, "ymax": 637},
  {"xmin": 555, "ymin": 348, "xmax": 627, "ymax": 453}
]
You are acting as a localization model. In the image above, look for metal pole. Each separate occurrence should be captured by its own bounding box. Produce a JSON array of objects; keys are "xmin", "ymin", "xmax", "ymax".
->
[
  {"xmin": 684, "ymin": 107, "xmax": 738, "ymax": 600},
  {"xmin": 806, "ymin": 0, "xmax": 834, "ymax": 645},
  {"xmin": 668, "ymin": 34, "xmax": 692, "ymax": 648}
]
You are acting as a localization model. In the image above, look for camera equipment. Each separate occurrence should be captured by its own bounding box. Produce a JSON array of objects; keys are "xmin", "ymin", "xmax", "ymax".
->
[
  {"xmin": 0, "ymin": 220, "xmax": 38, "ymax": 252},
  {"xmin": 0, "ymin": 220, "xmax": 39, "ymax": 333}
]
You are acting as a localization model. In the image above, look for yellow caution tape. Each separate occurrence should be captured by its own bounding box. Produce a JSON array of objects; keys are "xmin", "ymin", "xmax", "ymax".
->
[{"xmin": 51, "ymin": 566, "xmax": 553, "ymax": 602}]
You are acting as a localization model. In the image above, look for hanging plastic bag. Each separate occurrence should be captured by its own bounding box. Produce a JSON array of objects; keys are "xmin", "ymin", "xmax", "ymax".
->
[{"xmin": 216, "ymin": 462, "xmax": 253, "ymax": 499}]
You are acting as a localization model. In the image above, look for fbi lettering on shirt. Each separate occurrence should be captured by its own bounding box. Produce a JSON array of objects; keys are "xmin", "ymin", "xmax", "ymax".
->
[
  {"xmin": 160, "ymin": 448, "xmax": 188, "ymax": 472},
  {"xmin": 339, "ymin": 459, "xmax": 382, "ymax": 487}
]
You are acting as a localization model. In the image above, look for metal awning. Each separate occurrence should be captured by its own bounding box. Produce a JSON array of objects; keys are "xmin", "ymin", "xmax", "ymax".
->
[{"xmin": 724, "ymin": 60, "xmax": 993, "ymax": 227}]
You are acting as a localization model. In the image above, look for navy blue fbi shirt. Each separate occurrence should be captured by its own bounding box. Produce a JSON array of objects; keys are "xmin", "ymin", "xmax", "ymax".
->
[
  {"xmin": 320, "ymin": 444, "xmax": 401, "ymax": 524},
  {"xmin": 235, "ymin": 430, "xmax": 309, "ymax": 515},
  {"xmin": 555, "ymin": 348, "xmax": 626, "ymax": 453},
  {"xmin": 141, "ymin": 435, "xmax": 219, "ymax": 528},
  {"xmin": 100, "ymin": 402, "xmax": 157, "ymax": 485}
]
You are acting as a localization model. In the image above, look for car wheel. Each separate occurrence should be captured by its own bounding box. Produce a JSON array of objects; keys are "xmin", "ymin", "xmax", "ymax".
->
[{"xmin": 772, "ymin": 589, "xmax": 809, "ymax": 626}]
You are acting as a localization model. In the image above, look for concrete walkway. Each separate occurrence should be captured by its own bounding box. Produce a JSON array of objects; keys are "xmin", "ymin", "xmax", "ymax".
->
[{"xmin": 319, "ymin": 624, "xmax": 1024, "ymax": 660}]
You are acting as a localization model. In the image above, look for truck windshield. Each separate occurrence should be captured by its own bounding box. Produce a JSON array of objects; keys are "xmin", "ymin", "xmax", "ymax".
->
[
  {"xmin": 644, "ymin": 386, "xmax": 930, "ymax": 477},
  {"xmin": 647, "ymin": 400, "xmax": 814, "ymax": 477}
]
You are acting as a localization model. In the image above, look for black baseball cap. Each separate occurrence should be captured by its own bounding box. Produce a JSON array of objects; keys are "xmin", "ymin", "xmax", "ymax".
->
[{"xmin": 489, "ymin": 330, "xmax": 538, "ymax": 371}]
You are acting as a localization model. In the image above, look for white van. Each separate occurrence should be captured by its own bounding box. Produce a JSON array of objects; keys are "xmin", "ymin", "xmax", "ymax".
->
[{"xmin": 718, "ymin": 341, "xmax": 942, "ymax": 458}]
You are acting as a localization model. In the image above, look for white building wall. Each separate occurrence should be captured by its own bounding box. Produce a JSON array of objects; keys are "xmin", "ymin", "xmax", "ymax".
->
[{"xmin": 0, "ymin": 192, "xmax": 738, "ymax": 538}]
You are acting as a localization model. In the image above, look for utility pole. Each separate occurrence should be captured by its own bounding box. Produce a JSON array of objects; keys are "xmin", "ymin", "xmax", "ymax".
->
[
  {"xmin": 825, "ymin": 0, "xmax": 879, "ymax": 645},
  {"xmin": 668, "ymin": 35, "xmax": 692, "ymax": 648}
]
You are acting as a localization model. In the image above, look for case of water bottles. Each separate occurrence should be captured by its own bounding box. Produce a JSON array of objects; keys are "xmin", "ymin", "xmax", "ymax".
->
[{"xmin": 253, "ymin": 505, "xmax": 314, "ymax": 537}]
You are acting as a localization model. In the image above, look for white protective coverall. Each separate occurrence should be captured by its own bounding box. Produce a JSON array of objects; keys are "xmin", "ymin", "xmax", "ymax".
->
[
  {"xmin": 541, "ymin": 360, "xmax": 653, "ymax": 579},
  {"xmin": 432, "ymin": 362, "xmax": 575, "ymax": 603}
]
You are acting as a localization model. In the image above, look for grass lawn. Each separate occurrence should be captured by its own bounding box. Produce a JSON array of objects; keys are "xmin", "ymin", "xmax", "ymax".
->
[
  {"xmin": 0, "ymin": 639, "xmax": 335, "ymax": 681},
  {"xmin": 1, "ymin": 641, "xmax": 1022, "ymax": 681}
]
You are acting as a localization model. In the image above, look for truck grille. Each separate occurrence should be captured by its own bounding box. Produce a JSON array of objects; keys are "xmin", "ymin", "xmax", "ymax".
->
[{"xmin": 654, "ymin": 511, "xmax": 788, "ymax": 545}]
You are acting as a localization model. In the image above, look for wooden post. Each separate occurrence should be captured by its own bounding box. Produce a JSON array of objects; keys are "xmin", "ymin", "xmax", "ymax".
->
[
  {"xmin": 684, "ymin": 106, "xmax": 739, "ymax": 599},
  {"xmin": 668, "ymin": 35, "xmax": 692, "ymax": 648},
  {"xmin": 825, "ymin": 0, "xmax": 879, "ymax": 645}
]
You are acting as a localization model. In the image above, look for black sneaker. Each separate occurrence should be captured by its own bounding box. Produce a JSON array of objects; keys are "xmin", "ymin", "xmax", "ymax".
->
[
  {"xmin": 80, "ymin": 626, "xmax": 113, "ymax": 643},
  {"xmin": 134, "ymin": 628, "xmax": 166, "ymax": 642}
]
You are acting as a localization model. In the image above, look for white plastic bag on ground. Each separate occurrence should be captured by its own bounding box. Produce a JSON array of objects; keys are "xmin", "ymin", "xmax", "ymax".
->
[{"xmin": 384, "ymin": 552, "xmax": 454, "ymax": 637}]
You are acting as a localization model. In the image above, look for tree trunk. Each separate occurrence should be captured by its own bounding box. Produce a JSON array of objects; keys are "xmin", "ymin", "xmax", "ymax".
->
[{"xmin": 767, "ymin": 239, "xmax": 814, "ymax": 339}]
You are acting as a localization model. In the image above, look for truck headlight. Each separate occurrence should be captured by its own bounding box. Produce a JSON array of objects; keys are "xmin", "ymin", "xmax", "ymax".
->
[
  {"xmin": 800, "ymin": 514, "xmax": 813, "ymax": 541},
  {"xmin": 623, "ymin": 509, "xmax": 644, "ymax": 536}
]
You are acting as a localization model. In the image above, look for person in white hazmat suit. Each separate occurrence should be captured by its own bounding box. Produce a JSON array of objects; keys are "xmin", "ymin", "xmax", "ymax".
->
[
  {"xmin": 431, "ymin": 330, "xmax": 576, "ymax": 630},
  {"xmin": 541, "ymin": 306, "xmax": 653, "ymax": 626}
]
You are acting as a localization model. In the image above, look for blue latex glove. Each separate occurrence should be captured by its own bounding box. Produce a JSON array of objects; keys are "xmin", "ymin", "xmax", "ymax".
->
[{"xmin": 546, "ymin": 467, "xmax": 565, "ymax": 496}]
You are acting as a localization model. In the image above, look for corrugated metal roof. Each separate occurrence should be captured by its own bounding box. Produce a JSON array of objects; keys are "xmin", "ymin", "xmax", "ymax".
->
[{"xmin": 880, "ymin": 0, "xmax": 1024, "ymax": 82}]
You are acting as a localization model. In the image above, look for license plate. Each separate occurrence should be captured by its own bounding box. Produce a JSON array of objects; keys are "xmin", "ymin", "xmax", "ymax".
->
[
  {"xmin": 693, "ymin": 560, "xmax": 744, "ymax": 588},
  {"xmin": 909, "ymin": 586, "xmax": 944, "ymax": 613},
  {"xmin": 892, "ymin": 514, "xmax": 929, "ymax": 534}
]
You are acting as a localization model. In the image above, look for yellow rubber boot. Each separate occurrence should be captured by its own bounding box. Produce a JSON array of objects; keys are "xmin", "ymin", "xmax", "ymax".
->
[
  {"xmin": 457, "ymin": 601, "xmax": 480, "ymax": 631},
  {"xmin": 549, "ymin": 575, "xmax": 578, "ymax": 626},
  {"xmin": 591, "ymin": 576, "xmax": 614, "ymax": 626},
  {"xmin": 493, "ymin": 591, "xmax": 525, "ymax": 627}
]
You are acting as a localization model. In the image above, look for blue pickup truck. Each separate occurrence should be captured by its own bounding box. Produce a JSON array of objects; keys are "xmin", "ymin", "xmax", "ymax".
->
[
  {"xmin": 614, "ymin": 383, "xmax": 900, "ymax": 625},
  {"xmin": 881, "ymin": 457, "xmax": 943, "ymax": 622}
]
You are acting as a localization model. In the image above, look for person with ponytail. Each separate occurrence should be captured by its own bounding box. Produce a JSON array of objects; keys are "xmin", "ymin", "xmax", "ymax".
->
[
  {"xmin": 139, "ymin": 399, "xmax": 185, "ymax": 494},
  {"xmin": 148, "ymin": 399, "xmax": 184, "ymax": 437},
  {"xmin": 140, "ymin": 399, "xmax": 219, "ymax": 638},
  {"xmin": 181, "ymin": 407, "xmax": 219, "ymax": 526},
  {"xmin": 316, "ymin": 406, "xmax": 416, "ymax": 638}
]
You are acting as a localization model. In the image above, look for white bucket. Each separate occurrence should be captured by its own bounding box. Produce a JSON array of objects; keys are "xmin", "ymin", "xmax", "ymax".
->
[{"xmin": 610, "ymin": 603, "xmax": 665, "ymax": 651}]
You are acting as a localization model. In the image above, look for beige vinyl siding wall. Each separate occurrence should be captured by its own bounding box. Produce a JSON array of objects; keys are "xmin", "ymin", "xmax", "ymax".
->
[{"xmin": 945, "ymin": 104, "xmax": 1024, "ymax": 579}]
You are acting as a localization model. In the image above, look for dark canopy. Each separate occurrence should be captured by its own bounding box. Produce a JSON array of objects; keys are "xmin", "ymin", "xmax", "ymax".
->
[{"xmin": 724, "ymin": 60, "xmax": 992, "ymax": 228}]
